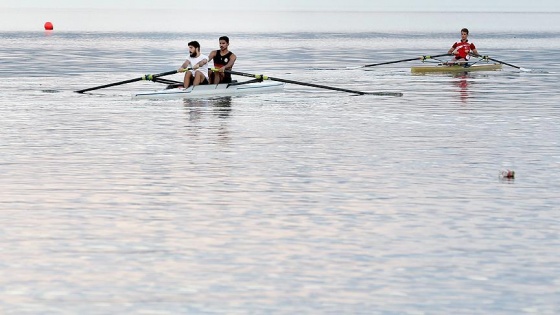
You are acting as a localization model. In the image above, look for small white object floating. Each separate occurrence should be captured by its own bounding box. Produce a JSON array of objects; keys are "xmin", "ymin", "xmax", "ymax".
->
[{"xmin": 499, "ymin": 170, "xmax": 515, "ymax": 179}]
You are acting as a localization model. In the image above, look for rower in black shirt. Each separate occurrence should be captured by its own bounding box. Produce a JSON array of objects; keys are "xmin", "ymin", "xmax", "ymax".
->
[{"xmin": 208, "ymin": 36, "xmax": 237, "ymax": 84}]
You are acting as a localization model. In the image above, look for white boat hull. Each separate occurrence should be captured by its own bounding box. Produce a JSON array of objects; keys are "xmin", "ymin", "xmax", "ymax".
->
[{"xmin": 133, "ymin": 81, "xmax": 284, "ymax": 99}]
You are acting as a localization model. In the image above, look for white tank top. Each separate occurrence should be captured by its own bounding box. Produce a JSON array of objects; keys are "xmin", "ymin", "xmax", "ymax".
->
[{"xmin": 185, "ymin": 54, "xmax": 209, "ymax": 80}]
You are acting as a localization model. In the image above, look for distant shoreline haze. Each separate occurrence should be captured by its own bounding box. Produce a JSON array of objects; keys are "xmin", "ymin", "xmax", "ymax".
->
[{"xmin": 1, "ymin": 9, "xmax": 560, "ymax": 32}]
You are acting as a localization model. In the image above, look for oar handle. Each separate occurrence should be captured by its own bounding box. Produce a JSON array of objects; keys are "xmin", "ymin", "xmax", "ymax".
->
[{"xmin": 420, "ymin": 53, "xmax": 451, "ymax": 61}]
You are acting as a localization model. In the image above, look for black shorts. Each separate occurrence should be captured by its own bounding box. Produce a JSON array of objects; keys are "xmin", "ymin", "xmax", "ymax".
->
[
  {"xmin": 222, "ymin": 73, "xmax": 232, "ymax": 83},
  {"xmin": 186, "ymin": 77, "xmax": 208, "ymax": 88},
  {"xmin": 210, "ymin": 71, "xmax": 232, "ymax": 83}
]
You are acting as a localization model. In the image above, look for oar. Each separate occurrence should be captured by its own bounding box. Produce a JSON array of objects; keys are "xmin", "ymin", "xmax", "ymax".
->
[
  {"xmin": 221, "ymin": 69, "xmax": 403, "ymax": 96},
  {"xmin": 470, "ymin": 53, "xmax": 531, "ymax": 72},
  {"xmin": 75, "ymin": 70, "xmax": 179, "ymax": 93},
  {"xmin": 349, "ymin": 53, "xmax": 451, "ymax": 69}
]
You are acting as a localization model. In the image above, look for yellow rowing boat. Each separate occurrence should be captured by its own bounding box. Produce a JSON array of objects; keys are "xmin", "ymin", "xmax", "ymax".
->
[{"xmin": 411, "ymin": 63, "xmax": 502, "ymax": 74}]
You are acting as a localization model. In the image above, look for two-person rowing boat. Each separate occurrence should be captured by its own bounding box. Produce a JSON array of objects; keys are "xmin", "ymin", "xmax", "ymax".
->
[
  {"xmin": 76, "ymin": 67, "xmax": 402, "ymax": 99},
  {"xmin": 76, "ymin": 35, "xmax": 403, "ymax": 98}
]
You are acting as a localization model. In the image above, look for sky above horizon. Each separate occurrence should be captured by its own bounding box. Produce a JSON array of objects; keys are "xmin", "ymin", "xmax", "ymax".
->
[
  {"xmin": 1, "ymin": 0, "xmax": 559, "ymax": 32},
  {"xmin": 2, "ymin": 0, "xmax": 560, "ymax": 12}
]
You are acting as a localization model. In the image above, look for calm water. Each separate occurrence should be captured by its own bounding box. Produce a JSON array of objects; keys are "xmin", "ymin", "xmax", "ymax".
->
[{"xmin": 1, "ymin": 12, "xmax": 560, "ymax": 314}]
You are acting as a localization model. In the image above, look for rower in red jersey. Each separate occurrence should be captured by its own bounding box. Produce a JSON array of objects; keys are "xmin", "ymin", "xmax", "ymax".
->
[{"xmin": 447, "ymin": 28, "xmax": 479, "ymax": 65}]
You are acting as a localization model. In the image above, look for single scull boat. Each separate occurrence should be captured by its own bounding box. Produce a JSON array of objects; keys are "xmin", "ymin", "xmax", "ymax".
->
[{"xmin": 411, "ymin": 63, "xmax": 503, "ymax": 74}]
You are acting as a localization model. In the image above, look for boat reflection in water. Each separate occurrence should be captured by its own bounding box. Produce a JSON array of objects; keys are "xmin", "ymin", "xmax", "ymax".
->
[
  {"xmin": 183, "ymin": 97, "xmax": 232, "ymax": 121},
  {"xmin": 212, "ymin": 97, "xmax": 233, "ymax": 119},
  {"xmin": 453, "ymin": 73, "xmax": 470, "ymax": 103},
  {"xmin": 451, "ymin": 72, "xmax": 494, "ymax": 104},
  {"xmin": 182, "ymin": 97, "xmax": 233, "ymax": 142}
]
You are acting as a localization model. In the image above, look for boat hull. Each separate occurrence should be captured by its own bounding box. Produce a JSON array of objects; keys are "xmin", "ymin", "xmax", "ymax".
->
[
  {"xmin": 133, "ymin": 81, "xmax": 285, "ymax": 99},
  {"xmin": 411, "ymin": 63, "xmax": 503, "ymax": 74}
]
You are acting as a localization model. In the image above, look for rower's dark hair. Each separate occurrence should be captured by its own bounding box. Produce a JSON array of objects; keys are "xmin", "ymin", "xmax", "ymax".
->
[
  {"xmin": 219, "ymin": 36, "xmax": 229, "ymax": 44},
  {"xmin": 461, "ymin": 28, "xmax": 469, "ymax": 34},
  {"xmin": 188, "ymin": 41, "xmax": 200, "ymax": 49}
]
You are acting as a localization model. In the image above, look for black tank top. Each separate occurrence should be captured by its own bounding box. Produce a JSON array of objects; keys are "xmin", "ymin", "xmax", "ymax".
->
[{"xmin": 212, "ymin": 51, "xmax": 233, "ymax": 67}]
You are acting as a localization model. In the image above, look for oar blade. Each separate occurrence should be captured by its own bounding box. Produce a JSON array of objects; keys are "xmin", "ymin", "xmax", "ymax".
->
[{"xmin": 363, "ymin": 91, "xmax": 403, "ymax": 97}]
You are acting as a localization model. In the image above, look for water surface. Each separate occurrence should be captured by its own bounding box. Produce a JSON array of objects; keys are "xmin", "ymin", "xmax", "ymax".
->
[{"xmin": 1, "ymin": 13, "xmax": 559, "ymax": 314}]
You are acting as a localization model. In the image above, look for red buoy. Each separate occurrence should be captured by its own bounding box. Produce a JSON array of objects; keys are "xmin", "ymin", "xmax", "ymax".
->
[{"xmin": 44, "ymin": 22, "xmax": 54, "ymax": 31}]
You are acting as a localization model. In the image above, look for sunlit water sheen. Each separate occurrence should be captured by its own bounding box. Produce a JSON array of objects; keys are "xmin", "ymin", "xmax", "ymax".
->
[{"xmin": 1, "ymin": 18, "xmax": 560, "ymax": 314}]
